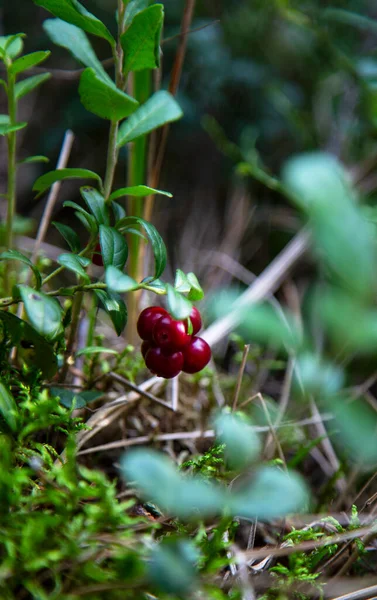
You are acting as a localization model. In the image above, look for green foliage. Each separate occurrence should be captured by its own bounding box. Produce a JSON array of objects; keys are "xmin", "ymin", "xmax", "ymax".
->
[
  {"xmin": 121, "ymin": 4, "xmax": 164, "ymax": 74},
  {"xmin": 79, "ymin": 68, "xmax": 139, "ymax": 120}
]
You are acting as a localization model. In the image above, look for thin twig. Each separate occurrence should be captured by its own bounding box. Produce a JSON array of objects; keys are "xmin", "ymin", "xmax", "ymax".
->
[
  {"xmin": 106, "ymin": 371, "xmax": 173, "ymax": 411},
  {"xmin": 232, "ymin": 345, "xmax": 250, "ymax": 411}
]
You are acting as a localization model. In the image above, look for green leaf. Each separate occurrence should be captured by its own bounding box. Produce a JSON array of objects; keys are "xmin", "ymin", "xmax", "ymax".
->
[
  {"xmin": 117, "ymin": 90, "xmax": 183, "ymax": 147},
  {"xmin": 79, "ymin": 68, "xmax": 139, "ymax": 120},
  {"xmin": 166, "ymin": 284, "xmax": 192, "ymax": 320},
  {"xmin": 95, "ymin": 289, "xmax": 127, "ymax": 336},
  {"xmin": 117, "ymin": 215, "xmax": 166, "ymax": 279},
  {"xmin": 19, "ymin": 286, "xmax": 63, "ymax": 341},
  {"xmin": 121, "ymin": 4, "xmax": 163, "ymax": 74},
  {"xmin": 52, "ymin": 222, "xmax": 80, "ymax": 252},
  {"xmin": 0, "ymin": 311, "xmax": 58, "ymax": 378},
  {"xmin": 80, "ymin": 187, "xmax": 109, "ymax": 225},
  {"xmin": 214, "ymin": 410, "xmax": 261, "ymax": 470},
  {"xmin": 0, "ymin": 250, "xmax": 42, "ymax": 289},
  {"xmin": 112, "ymin": 201, "xmax": 126, "ymax": 222},
  {"xmin": 50, "ymin": 386, "xmax": 86, "ymax": 409},
  {"xmin": 33, "ymin": 0, "xmax": 115, "ymax": 46},
  {"xmin": 99, "ymin": 225, "xmax": 128, "ymax": 270},
  {"xmin": 105, "ymin": 266, "xmax": 139, "ymax": 292},
  {"xmin": 43, "ymin": 18, "xmax": 111, "ymax": 82},
  {"xmin": 208, "ymin": 289, "xmax": 301, "ymax": 351},
  {"xmin": 10, "ymin": 51, "xmax": 50, "ymax": 76},
  {"xmin": 19, "ymin": 154, "xmax": 49, "ymax": 165},
  {"xmin": 76, "ymin": 346, "xmax": 118, "ymax": 357},
  {"xmin": 323, "ymin": 8, "xmax": 377, "ymax": 33},
  {"xmin": 33, "ymin": 168, "xmax": 102, "ymax": 196},
  {"xmin": 0, "ymin": 115, "xmax": 27, "ymax": 135},
  {"xmin": 187, "ymin": 272, "xmax": 204, "ymax": 301},
  {"xmin": 121, "ymin": 448, "xmax": 226, "ymax": 519},
  {"xmin": 282, "ymin": 152, "xmax": 377, "ymax": 300},
  {"xmin": 230, "ymin": 467, "xmax": 309, "ymax": 520},
  {"xmin": 109, "ymin": 185, "xmax": 172, "ymax": 201},
  {"xmin": 0, "ymin": 381, "xmax": 18, "ymax": 433},
  {"xmin": 323, "ymin": 395, "xmax": 377, "ymax": 467},
  {"xmin": 57, "ymin": 253, "xmax": 90, "ymax": 282},
  {"xmin": 293, "ymin": 352, "xmax": 344, "ymax": 401},
  {"xmin": 15, "ymin": 73, "xmax": 51, "ymax": 100},
  {"xmin": 148, "ymin": 538, "xmax": 199, "ymax": 596},
  {"xmin": 0, "ymin": 34, "xmax": 24, "ymax": 59},
  {"xmin": 124, "ymin": 0, "xmax": 150, "ymax": 27},
  {"xmin": 63, "ymin": 200, "xmax": 98, "ymax": 234},
  {"xmin": 174, "ymin": 269, "xmax": 191, "ymax": 293}
]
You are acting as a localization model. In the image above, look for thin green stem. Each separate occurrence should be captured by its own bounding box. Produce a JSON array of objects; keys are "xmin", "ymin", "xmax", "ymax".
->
[
  {"xmin": 0, "ymin": 282, "xmax": 107, "ymax": 308},
  {"xmin": 6, "ymin": 69, "xmax": 16, "ymax": 253},
  {"xmin": 103, "ymin": 120, "xmax": 119, "ymax": 202}
]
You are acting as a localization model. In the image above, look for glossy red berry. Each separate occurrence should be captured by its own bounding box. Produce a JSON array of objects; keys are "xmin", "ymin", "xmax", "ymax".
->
[
  {"xmin": 141, "ymin": 340, "xmax": 154, "ymax": 359},
  {"xmin": 182, "ymin": 336, "xmax": 211, "ymax": 374},
  {"xmin": 145, "ymin": 346, "xmax": 183, "ymax": 379},
  {"xmin": 137, "ymin": 306, "xmax": 168, "ymax": 341},
  {"xmin": 92, "ymin": 241, "xmax": 103, "ymax": 267},
  {"xmin": 187, "ymin": 306, "xmax": 202, "ymax": 335},
  {"xmin": 153, "ymin": 314, "xmax": 191, "ymax": 351}
]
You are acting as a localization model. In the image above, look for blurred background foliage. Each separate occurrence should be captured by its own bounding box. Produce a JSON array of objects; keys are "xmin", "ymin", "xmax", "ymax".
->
[{"xmin": 1, "ymin": 0, "xmax": 377, "ymax": 282}]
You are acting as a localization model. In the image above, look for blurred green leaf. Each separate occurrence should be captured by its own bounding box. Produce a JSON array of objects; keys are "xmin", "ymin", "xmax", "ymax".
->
[
  {"xmin": 76, "ymin": 346, "xmax": 118, "ymax": 356},
  {"xmin": 117, "ymin": 90, "xmax": 183, "ymax": 146},
  {"xmin": 109, "ymin": 185, "xmax": 172, "ymax": 201},
  {"xmin": 0, "ymin": 115, "xmax": 27, "ymax": 135},
  {"xmin": 15, "ymin": 73, "xmax": 51, "ymax": 100},
  {"xmin": 52, "ymin": 222, "xmax": 80, "ymax": 253},
  {"xmin": 0, "ymin": 34, "xmax": 24, "ymax": 59},
  {"xmin": 50, "ymin": 386, "xmax": 103, "ymax": 409},
  {"xmin": 121, "ymin": 448, "xmax": 226, "ymax": 519},
  {"xmin": 323, "ymin": 395, "xmax": 377, "ymax": 467},
  {"xmin": 10, "ymin": 51, "xmax": 50, "ymax": 76},
  {"xmin": 121, "ymin": 4, "xmax": 163, "ymax": 74},
  {"xmin": 0, "ymin": 381, "xmax": 18, "ymax": 433},
  {"xmin": 174, "ymin": 269, "xmax": 191, "ymax": 293},
  {"xmin": 148, "ymin": 538, "xmax": 199, "ymax": 596},
  {"xmin": 33, "ymin": 168, "xmax": 102, "ymax": 196},
  {"xmin": 0, "ymin": 250, "xmax": 42, "ymax": 289},
  {"xmin": 44, "ymin": 18, "xmax": 111, "ymax": 82},
  {"xmin": 80, "ymin": 187, "xmax": 109, "ymax": 225},
  {"xmin": 117, "ymin": 216, "xmax": 166, "ymax": 279},
  {"xmin": 187, "ymin": 272, "xmax": 204, "ymax": 301},
  {"xmin": 19, "ymin": 155, "xmax": 49, "ymax": 165},
  {"xmin": 105, "ymin": 266, "xmax": 139, "ymax": 292},
  {"xmin": 79, "ymin": 68, "xmax": 139, "ymax": 120},
  {"xmin": 214, "ymin": 410, "xmax": 261, "ymax": 469},
  {"xmin": 293, "ymin": 352, "xmax": 344, "ymax": 400},
  {"xmin": 283, "ymin": 153, "xmax": 376, "ymax": 300},
  {"xmin": 230, "ymin": 467, "xmax": 309, "ymax": 520},
  {"xmin": 19, "ymin": 286, "xmax": 63, "ymax": 341},
  {"xmin": 57, "ymin": 253, "xmax": 90, "ymax": 282},
  {"xmin": 166, "ymin": 284, "xmax": 192, "ymax": 320},
  {"xmin": 33, "ymin": 0, "xmax": 115, "ymax": 46},
  {"xmin": 99, "ymin": 225, "xmax": 128, "ymax": 270},
  {"xmin": 0, "ymin": 311, "xmax": 57, "ymax": 378},
  {"xmin": 95, "ymin": 289, "xmax": 127, "ymax": 336}
]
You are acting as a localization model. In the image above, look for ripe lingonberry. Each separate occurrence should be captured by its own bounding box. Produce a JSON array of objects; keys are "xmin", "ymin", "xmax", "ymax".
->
[
  {"xmin": 187, "ymin": 306, "xmax": 202, "ymax": 335},
  {"xmin": 92, "ymin": 240, "xmax": 103, "ymax": 267},
  {"xmin": 145, "ymin": 346, "xmax": 184, "ymax": 379},
  {"xmin": 182, "ymin": 336, "xmax": 211, "ymax": 373},
  {"xmin": 141, "ymin": 340, "xmax": 154, "ymax": 359},
  {"xmin": 137, "ymin": 306, "xmax": 168, "ymax": 341},
  {"xmin": 153, "ymin": 314, "xmax": 191, "ymax": 351}
]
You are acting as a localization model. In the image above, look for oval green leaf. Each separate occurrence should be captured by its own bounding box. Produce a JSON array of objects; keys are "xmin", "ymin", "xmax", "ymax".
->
[
  {"xmin": 80, "ymin": 187, "xmax": 109, "ymax": 225},
  {"xmin": 121, "ymin": 4, "xmax": 164, "ymax": 74},
  {"xmin": 10, "ymin": 51, "xmax": 50, "ymax": 76},
  {"xmin": 95, "ymin": 289, "xmax": 127, "ymax": 336},
  {"xmin": 166, "ymin": 284, "xmax": 192, "ymax": 320},
  {"xmin": 33, "ymin": 168, "xmax": 102, "ymax": 196},
  {"xmin": 19, "ymin": 285, "xmax": 63, "ymax": 341},
  {"xmin": 15, "ymin": 73, "xmax": 51, "ymax": 100},
  {"xmin": 117, "ymin": 215, "xmax": 166, "ymax": 279},
  {"xmin": 105, "ymin": 266, "xmax": 139, "ymax": 293},
  {"xmin": 79, "ymin": 68, "xmax": 139, "ymax": 120},
  {"xmin": 57, "ymin": 253, "xmax": 90, "ymax": 282},
  {"xmin": 109, "ymin": 185, "xmax": 172, "ymax": 201},
  {"xmin": 0, "ymin": 249, "xmax": 42, "ymax": 289},
  {"xmin": 99, "ymin": 225, "xmax": 128, "ymax": 270}
]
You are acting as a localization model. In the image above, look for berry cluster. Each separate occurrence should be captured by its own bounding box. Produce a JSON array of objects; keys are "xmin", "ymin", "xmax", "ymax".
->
[{"xmin": 137, "ymin": 306, "xmax": 211, "ymax": 379}]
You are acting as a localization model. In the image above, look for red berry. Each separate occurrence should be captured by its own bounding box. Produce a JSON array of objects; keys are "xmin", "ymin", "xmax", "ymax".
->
[
  {"xmin": 137, "ymin": 306, "xmax": 168, "ymax": 341},
  {"xmin": 187, "ymin": 306, "xmax": 202, "ymax": 335},
  {"xmin": 153, "ymin": 314, "xmax": 191, "ymax": 351},
  {"xmin": 182, "ymin": 336, "xmax": 211, "ymax": 374},
  {"xmin": 141, "ymin": 340, "xmax": 154, "ymax": 359},
  {"xmin": 92, "ymin": 241, "xmax": 103, "ymax": 267},
  {"xmin": 145, "ymin": 346, "xmax": 183, "ymax": 379}
]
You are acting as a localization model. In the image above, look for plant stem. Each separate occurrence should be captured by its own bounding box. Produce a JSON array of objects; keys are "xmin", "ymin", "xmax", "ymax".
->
[
  {"xmin": 6, "ymin": 69, "xmax": 17, "ymax": 253},
  {"xmin": 103, "ymin": 120, "xmax": 119, "ymax": 202}
]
